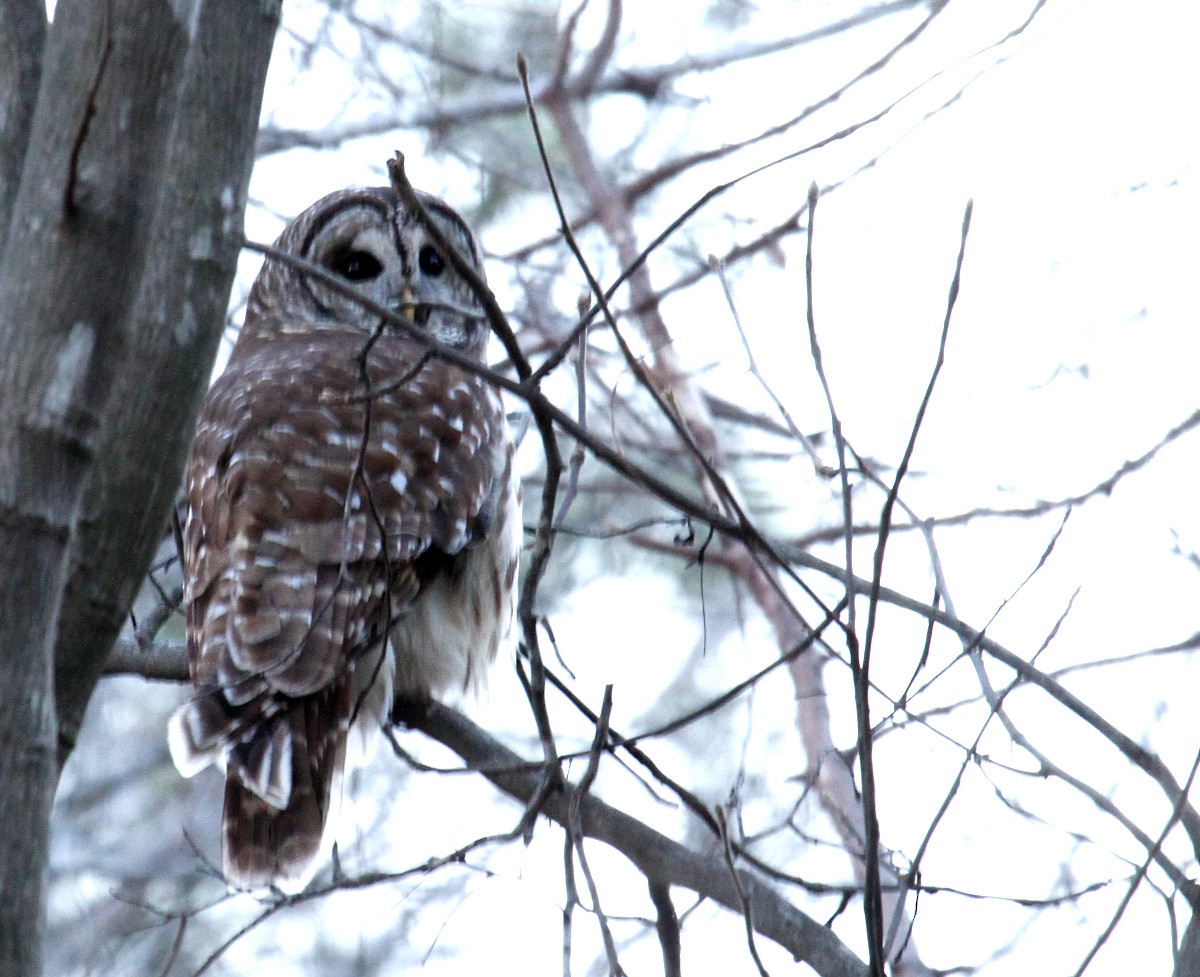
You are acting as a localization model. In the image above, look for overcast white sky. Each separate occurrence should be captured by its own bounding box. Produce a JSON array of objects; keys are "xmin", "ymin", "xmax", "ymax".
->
[{"xmin": 235, "ymin": 2, "xmax": 1199, "ymax": 973}]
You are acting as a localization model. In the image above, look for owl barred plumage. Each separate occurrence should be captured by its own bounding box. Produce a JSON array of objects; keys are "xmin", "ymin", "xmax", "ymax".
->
[{"xmin": 167, "ymin": 179, "xmax": 520, "ymax": 892}]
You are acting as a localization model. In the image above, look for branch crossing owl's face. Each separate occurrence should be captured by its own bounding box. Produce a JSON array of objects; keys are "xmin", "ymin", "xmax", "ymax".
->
[{"xmin": 245, "ymin": 187, "xmax": 488, "ymax": 356}]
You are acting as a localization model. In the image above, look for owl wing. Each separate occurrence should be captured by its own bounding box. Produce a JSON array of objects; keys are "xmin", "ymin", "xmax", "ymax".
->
[{"xmin": 168, "ymin": 331, "xmax": 509, "ymax": 890}]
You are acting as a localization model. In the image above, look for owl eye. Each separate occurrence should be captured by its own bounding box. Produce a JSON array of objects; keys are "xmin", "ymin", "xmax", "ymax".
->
[
  {"xmin": 418, "ymin": 245, "xmax": 445, "ymax": 277},
  {"xmin": 331, "ymin": 248, "xmax": 383, "ymax": 281}
]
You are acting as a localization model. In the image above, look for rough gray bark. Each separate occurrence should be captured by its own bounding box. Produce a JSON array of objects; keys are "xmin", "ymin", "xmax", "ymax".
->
[
  {"xmin": 0, "ymin": 1, "xmax": 279, "ymax": 973},
  {"xmin": 52, "ymin": 0, "xmax": 281, "ymax": 764},
  {"xmin": 0, "ymin": 0, "xmax": 45, "ymax": 251}
]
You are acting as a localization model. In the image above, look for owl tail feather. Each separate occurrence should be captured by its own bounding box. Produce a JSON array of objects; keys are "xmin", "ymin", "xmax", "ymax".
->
[
  {"xmin": 220, "ymin": 683, "xmax": 350, "ymax": 894},
  {"xmin": 168, "ymin": 688, "xmax": 271, "ymax": 780}
]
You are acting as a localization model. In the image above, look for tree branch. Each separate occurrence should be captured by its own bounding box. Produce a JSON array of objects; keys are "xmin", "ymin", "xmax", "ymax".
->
[
  {"xmin": 105, "ymin": 637, "xmax": 868, "ymax": 977},
  {"xmin": 402, "ymin": 698, "xmax": 870, "ymax": 977}
]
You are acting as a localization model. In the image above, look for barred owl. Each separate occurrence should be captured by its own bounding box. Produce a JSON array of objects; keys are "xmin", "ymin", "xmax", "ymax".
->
[{"xmin": 167, "ymin": 182, "xmax": 520, "ymax": 892}]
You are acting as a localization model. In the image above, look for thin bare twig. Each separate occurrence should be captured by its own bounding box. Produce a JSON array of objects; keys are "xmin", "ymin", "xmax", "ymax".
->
[
  {"xmin": 1071, "ymin": 747, "xmax": 1200, "ymax": 977},
  {"xmin": 718, "ymin": 806, "xmax": 771, "ymax": 977},
  {"xmin": 802, "ymin": 180, "xmax": 888, "ymax": 974},
  {"xmin": 648, "ymin": 879, "xmax": 682, "ymax": 977},
  {"xmin": 565, "ymin": 685, "xmax": 625, "ymax": 976}
]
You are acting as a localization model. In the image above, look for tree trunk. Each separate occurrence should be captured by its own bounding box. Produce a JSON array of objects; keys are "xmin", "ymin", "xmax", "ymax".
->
[
  {"xmin": 51, "ymin": 0, "xmax": 281, "ymax": 764},
  {"xmin": 0, "ymin": 1, "xmax": 279, "ymax": 972}
]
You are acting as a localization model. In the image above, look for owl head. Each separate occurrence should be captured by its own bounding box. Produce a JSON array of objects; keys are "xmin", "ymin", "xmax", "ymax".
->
[{"xmin": 243, "ymin": 186, "xmax": 489, "ymax": 358}]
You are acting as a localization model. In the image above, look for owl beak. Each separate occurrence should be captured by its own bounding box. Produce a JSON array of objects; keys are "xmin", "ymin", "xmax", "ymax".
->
[{"xmin": 397, "ymin": 286, "xmax": 416, "ymax": 323}]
